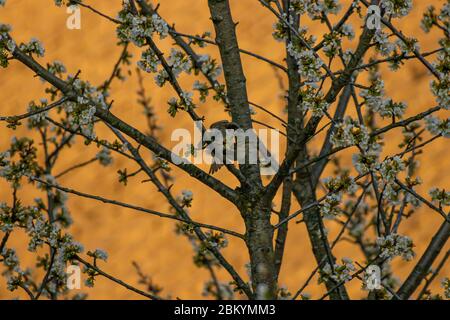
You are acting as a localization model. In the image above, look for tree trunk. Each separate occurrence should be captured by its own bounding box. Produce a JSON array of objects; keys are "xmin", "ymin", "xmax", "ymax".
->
[{"xmin": 243, "ymin": 200, "xmax": 277, "ymax": 299}]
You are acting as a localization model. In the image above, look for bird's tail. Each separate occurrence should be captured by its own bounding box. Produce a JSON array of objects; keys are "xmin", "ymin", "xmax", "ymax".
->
[{"xmin": 209, "ymin": 162, "xmax": 223, "ymax": 175}]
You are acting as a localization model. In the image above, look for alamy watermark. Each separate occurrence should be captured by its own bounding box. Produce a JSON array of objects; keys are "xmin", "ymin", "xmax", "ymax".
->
[
  {"xmin": 66, "ymin": 264, "xmax": 81, "ymax": 290},
  {"xmin": 365, "ymin": 265, "xmax": 382, "ymax": 290},
  {"xmin": 366, "ymin": 5, "xmax": 382, "ymax": 30},
  {"xmin": 66, "ymin": 5, "xmax": 81, "ymax": 30},
  {"xmin": 365, "ymin": 2, "xmax": 392, "ymax": 31}
]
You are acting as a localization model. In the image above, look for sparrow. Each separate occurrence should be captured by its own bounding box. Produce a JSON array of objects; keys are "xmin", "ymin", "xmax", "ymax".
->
[
  {"xmin": 204, "ymin": 120, "xmax": 276, "ymax": 175},
  {"xmin": 205, "ymin": 120, "xmax": 239, "ymax": 175}
]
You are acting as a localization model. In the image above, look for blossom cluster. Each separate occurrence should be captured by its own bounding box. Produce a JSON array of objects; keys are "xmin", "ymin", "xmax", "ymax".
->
[
  {"xmin": 0, "ymin": 137, "xmax": 40, "ymax": 188},
  {"xmin": 180, "ymin": 190, "xmax": 193, "ymax": 207},
  {"xmin": 117, "ymin": 4, "xmax": 169, "ymax": 46},
  {"xmin": 321, "ymin": 171, "xmax": 358, "ymax": 219},
  {"xmin": 425, "ymin": 116, "xmax": 450, "ymax": 138},
  {"xmin": 298, "ymin": 87, "xmax": 330, "ymax": 116},
  {"xmin": 1, "ymin": 193, "xmax": 85, "ymax": 296},
  {"xmin": 96, "ymin": 147, "xmax": 113, "ymax": 166},
  {"xmin": 197, "ymin": 54, "xmax": 222, "ymax": 82},
  {"xmin": 431, "ymin": 51, "xmax": 450, "ymax": 108},
  {"xmin": 376, "ymin": 156, "xmax": 406, "ymax": 204},
  {"xmin": 87, "ymin": 249, "xmax": 108, "ymax": 262},
  {"xmin": 27, "ymin": 99, "xmax": 49, "ymax": 129},
  {"xmin": 53, "ymin": 0, "xmax": 79, "ymax": 6},
  {"xmin": 381, "ymin": 0, "xmax": 413, "ymax": 18},
  {"xmin": 330, "ymin": 117, "xmax": 370, "ymax": 149},
  {"xmin": 0, "ymin": 23, "xmax": 14, "ymax": 67},
  {"xmin": 378, "ymin": 156, "xmax": 405, "ymax": 183},
  {"xmin": 373, "ymin": 30, "xmax": 395, "ymax": 57},
  {"xmin": 64, "ymin": 77, "xmax": 109, "ymax": 139},
  {"xmin": 376, "ymin": 233, "xmax": 415, "ymax": 261},
  {"xmin": 137, "ymin": 48, "xmax": 159, "ymax": 73},
  {"xmin": 442, "ymin": 278, "xmax": 450, "ymax": 299},
  {"xmin": 289, "ymin": 0, "xmax": 342, "ymax": 20},
  {"xmin": 19, "ymin": 38, "xmax": 45, "ymax": 57},
  {"xmin": 421, "ymin": 2, "xmax": 450, "ymax": 33},
  {"xmin": 47, "ymin": 60, "xmax": 67, "ymax": 77},
  {"xmin": 153, "ymin": 49, "xmax": 193, "ymax": 87},
  {"xmin": 202, "ymin": 280, "xmax": 234, "ymax": 300},
  {"xmin": 360, "ymin": 72, "xmax": 408, "ymax": 119},
  {"xmin": 287, "ymin": 43, "xmax": 323, "ymax": 84},
  {"xmin": 204, "ymin": 231, "xmax": 229, "ymax": 250},
  {"xmin": 320, "ymin": 258, "xmax": 356, "ymax": 284},
  {"xmin": 166, "ymin": 92, "xmax": 195, "ymax": 117},
  {"xmin": 429, "ymin": 188, "xmax": 450, "ymax": 207}
]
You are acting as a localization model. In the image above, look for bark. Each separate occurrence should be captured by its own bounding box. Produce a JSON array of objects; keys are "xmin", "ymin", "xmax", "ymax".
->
[
  {"xmin": 312, "ymin": 85, "xmax": 352, "ymax": 185},
  {"xmin": 207, "ymin": 0, "xmax": 276, "ymax": 299},
  {"xmin": 274, "ymin": 179, "xmax": 291, "ymax": 279},
  {"xmin": 242, "ymin": 200, "xmax": 277, "ymax": 299},
  {"xmin": 273, "ymin": 0, "xmax": 300, "ymax": 282},
  {"xmin": 292, "ymin": 147, "xmax": 350, "ymax": 300}
]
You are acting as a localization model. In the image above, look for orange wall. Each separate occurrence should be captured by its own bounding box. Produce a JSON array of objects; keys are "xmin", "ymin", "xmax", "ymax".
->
[{"xmin": 0, "ymin": 1, "xmax": 448, "ymax": 299}]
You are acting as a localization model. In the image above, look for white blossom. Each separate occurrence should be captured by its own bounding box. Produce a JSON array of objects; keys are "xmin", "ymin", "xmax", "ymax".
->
[
  {"xmin": 383, "ymin": 183, "xmax": 402, "ymax": 206},
  {"xmin": 323, "ymin": 34, "xmax": 341, "ymax": 58},
  {"xmin": 321, "ymin": 193, "xmax": 342, "ymax": 219},
  {"xmin": 47, "ymin": 60, "xmax": 66, "ymax": 76},
  {"xmin": 296, "ymin": 0, "xmax": 342, "ymax": 19},
  {"xmin": 117, "ymin": 8, "xmax": 168, "ymax": 47},
  {"xmin": 381, "ymin": 0, "xmax": 413, "ymax": 18},
  {"xmin": 380, "ymin": 100, "xmax": 407, "ymax": 118},
  {"xmin": 373, "ymin": 30, "xmax": 395, "ymax": 57},
  {"xmin": 395, "ymin": 37, "xmax": 420, "ymax": 55},
  {"xmin": 378, "ymin": 156, "xmax": 405, "ymax": 182},
  {"xmin": 352, "ymin": 143, "xmax": 382, "ymax": 175},
  {"xmin": 340, "ymin": 24, "xmax": 355, "ymax": 40},
  {"xmin": 299, "ymin": 87, "xmax": 329, "ymax": 117},
  {"xmin": 321, "ymin": 172, "xmax": 358, "ymax": 219},
  {"xmin": 320, "ymin": 258, "xmax": 356, "ymax": 284},
  {"xmin": 167, "ymin": 48, "xmax": 192, "ymax": 78},
  {"xmin": 182, "ymin": 190, "xmax": 193, "ymax": 202},
  {"xmin": 96, "ymin": 147, "xmax": 113, "ymax": 166},
  {"xmin": 137, "ymin": 48, "xmax": 159, "ymax": 73},
  {"xmin": 63, "ymin": 78, "xmax": 110, "ymax": 139},
  {"xmin": 377, "ymin": 233, "xmax": 415, "ymax": 261},
  {"xmin": 1, "ymin": 248, "xmax": 20, "ymax": 271},
  {"xmin": 442, "ymin": 278, "xmax": 450, "ymax": 299},
  {"xmin": 155, "ymin": 69, "xmax": 169, "ymax": 87},
  {"xmin": 27, "ymin": 99, "xmax": 49, "ymax": 129},
  {"xmin": 431, "ymin": 52, "xmax": 450, "ymax": 108},
  {"xmin": 330, "ymin": 117, "xmax": 370, "ymax": 149},
  {"xmin": 180, "ymin": 190, "xmax": 193, "ymax": 207},
  {"xmin": 198, "ymin": 54, "xmax": 222, "ymax": 81},
  {"xmin": 429, "ymin": 188, "xmax": 450, "ymax": 206},
  {"xmin": 0, "ymin": 23, "xmax": 11, "ymax": 41},
  {"xmin": 287, "ymin": 43, "xmax": 323, "ymax": 84},
  {"xmin": 359, "ymin": 74, "xmax": 390, "ymax": 114},
  {"xmin": 19, "ymin": 38, "xmax": 45, "ymax": 57},
  {"xmin": 88, "ymin": 249, "xmax": 108, "ymax": 261},
  {"xmin": 425, "ymin": 116, "xmax": 450, "ymax": 138}
]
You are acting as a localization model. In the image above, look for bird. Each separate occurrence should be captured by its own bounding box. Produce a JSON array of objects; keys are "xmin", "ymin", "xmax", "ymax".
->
[
  {"xmin": 205, "ymin": 120, "xmax": 240, "ymax": 175},
  {"xmin": 204, "ymin": 120, "xmax": 276, "ymax": 175}
]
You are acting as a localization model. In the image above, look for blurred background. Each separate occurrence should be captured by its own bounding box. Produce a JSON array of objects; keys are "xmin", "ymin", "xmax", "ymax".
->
[{"xmin": 0, "ymin": 0, "xmax": 448, "ymax": 299}]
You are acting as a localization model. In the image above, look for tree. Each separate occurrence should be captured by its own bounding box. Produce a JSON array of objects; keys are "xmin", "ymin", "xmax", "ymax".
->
[{"xmin": 0, "ymin": 0, "xmax": 449, "ymax": 300}]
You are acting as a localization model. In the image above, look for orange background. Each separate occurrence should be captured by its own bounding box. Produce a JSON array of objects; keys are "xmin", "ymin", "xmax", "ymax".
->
[{"xmin": 0, "ymin": 0, "xmax": 448, "ymax": 299}]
